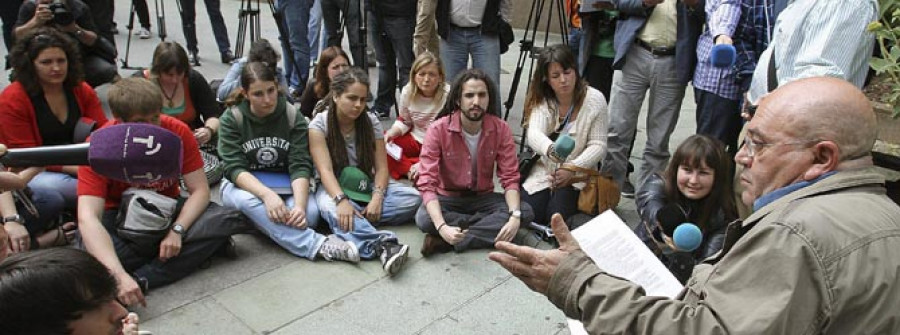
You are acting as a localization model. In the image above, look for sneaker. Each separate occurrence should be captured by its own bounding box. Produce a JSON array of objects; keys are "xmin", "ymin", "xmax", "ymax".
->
[
  {"xmin": 621, "ymin": 179, "xmax": 635, "ymax": 198},
  {"xmin": 318, "ymin": 235, "xmax": 360, "ymax": 263},
  {"xmin": 189, "ymin": 51, "xmax": 201, "ymax": 66},
  {"xmin": 137, "ymin": 27, "xmax": 151, "ymax": 39},
  {"xmin": 420, "ymin": 234, "xmax": 453, "ymax": 257},
  {"xmin": 216, "ymin": 237, "xmax": 238, "ymax": 260},
  {"xmin": 379, "ymin": 241, "xmax": 410, "ymax": 276},
  {"xmin": 221, "ymin": 50, "xmax": 235, "ymax": 64},
  {"xmin": 133, "ymin": 275, "xmax": 150, "ymax": 294}
]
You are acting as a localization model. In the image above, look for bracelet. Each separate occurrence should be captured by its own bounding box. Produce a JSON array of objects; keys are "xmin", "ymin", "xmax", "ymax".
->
[
  {"xmin": 372, "ymin": 186, "xmax": 386, "ymax": 196},
  {"xmin": 437, "ymin": 222, "xmax": 446, "ymax": 232}
]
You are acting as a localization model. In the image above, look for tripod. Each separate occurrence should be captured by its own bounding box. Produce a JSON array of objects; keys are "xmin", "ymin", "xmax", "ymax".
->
[
  {"xmin": 504, "ymin": 0, "xmax": 568, "ymax": 122},
  {"xmin": 234, "ymin": 0, "xmax": 261, "ymax": 58},
  {"xmin": 121, "ymin": 0, "xmax": 169, "ymax": 70}
]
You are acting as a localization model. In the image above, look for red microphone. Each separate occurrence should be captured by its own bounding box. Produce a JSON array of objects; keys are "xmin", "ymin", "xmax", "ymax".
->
[{"xmin": 0, "ymin": 124, "xmax": 183, "ymax": 183}]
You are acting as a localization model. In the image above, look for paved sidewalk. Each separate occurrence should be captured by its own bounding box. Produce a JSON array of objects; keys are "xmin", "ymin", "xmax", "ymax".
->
[{"xmin": 0, "ymin": 1, "xmax": 698, "ymax": 333}]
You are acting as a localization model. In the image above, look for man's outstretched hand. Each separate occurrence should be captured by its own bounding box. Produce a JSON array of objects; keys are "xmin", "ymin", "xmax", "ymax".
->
[{"xmin": 489, "ymin": 214, "xmax": 582, "ymax": 295}]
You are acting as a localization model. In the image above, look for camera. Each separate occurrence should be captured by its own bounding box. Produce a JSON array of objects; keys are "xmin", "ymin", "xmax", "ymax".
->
[{"xmin": 48, "ymin": 0, "xmax": 74, "ymax": 26}]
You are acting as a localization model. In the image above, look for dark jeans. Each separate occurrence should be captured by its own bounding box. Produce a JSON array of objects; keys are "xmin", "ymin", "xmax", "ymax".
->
[
  {"xmin": 83, "ymin": 0, "xmax": 116, "ymax": 45},
  {"xmin": 694, "ymin": 87, "xmax": 742, "ymax": 155},
  {"xmin": 321, "ymin": 0, "xmax": 364, "ymax": 67},
  {"xmin": 520, "ymin": 186, "xmax": 580, "ymax": 226},
  {"xmin": 83, "ymin": 54, "xmax": 119, "ymax": 87},
  {"xmin": 132, "ymin": 0, "xmax": 151, "ymax": 28},
  {"xmin": 98, "ymin": 203, "xmax": 248, "ymax": 289},
  {"xmin": 16, "ymin": 188, "xmax": 66, "ymax": 246},
  {"xmin": 179, "ymin": 0, "xmax": 231, "ymax": 55},
  {"xmin": 0, "ymin": 0, "xmax": 23, "ymax": 52},
  {"xmin": 585, "ymin": 55, "xmax": 614, "ymax": 101},
  {"xmin": 368, "ymin": 12, "xmax": 414, "ymax": 116},
  {"xmin": 415, "ymin": 193, "xmax": 535, "ymax": 251}
]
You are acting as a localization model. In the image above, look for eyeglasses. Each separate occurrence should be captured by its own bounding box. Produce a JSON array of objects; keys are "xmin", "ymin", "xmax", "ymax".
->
[{"xmin": 740, "ymin": 137, "xmax": 819, "ymax": 158}]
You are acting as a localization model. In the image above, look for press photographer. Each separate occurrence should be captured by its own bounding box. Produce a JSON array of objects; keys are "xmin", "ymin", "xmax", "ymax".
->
[{"xmin": 14, "ymin": 0, "xmax": 119, "ymax": 87}]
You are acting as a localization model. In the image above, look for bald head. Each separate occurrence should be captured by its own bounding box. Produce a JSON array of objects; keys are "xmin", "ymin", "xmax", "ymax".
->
[{"xmin": 758, "ymin": 77, "xmax": 876, "ymax": 161}]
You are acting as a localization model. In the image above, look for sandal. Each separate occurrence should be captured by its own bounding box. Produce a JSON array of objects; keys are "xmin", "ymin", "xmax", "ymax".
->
[{"xmin": 36, "ymin": 222, "xmax": 77, "ymax": 249}]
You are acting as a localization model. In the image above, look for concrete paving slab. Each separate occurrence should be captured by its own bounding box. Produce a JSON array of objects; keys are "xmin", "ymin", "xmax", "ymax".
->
[
  {"xmin": 213, "ymin": 259, "xmax": 380, "ymax": 333},
  {"xmin": 141, "ymin": 297, "xmax": 256, "ymax": 335}
]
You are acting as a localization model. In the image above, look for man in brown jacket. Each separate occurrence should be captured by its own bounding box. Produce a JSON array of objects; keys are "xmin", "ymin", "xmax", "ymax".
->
[{"xmin": 490, "ymin": 77, "xmax": 900, "ymax": 334}]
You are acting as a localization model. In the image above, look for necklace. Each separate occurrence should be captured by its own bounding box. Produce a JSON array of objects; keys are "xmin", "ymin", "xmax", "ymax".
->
[{"xmin": 158, "ymin": 79, "xmax": 179, "ymax": 108}]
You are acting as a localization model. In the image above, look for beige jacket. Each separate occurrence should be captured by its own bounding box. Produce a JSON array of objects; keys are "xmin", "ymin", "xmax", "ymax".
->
[
  {"xmin": 548, "ymin": 168, "xmax": 900, "ymax": 334},
  {"xmin": 522, "ymin": 87, "xmax": 608, "ymax": 194}
]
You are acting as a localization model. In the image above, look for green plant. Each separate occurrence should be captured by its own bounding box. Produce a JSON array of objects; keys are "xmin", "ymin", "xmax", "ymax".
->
[{"xmin": 869, "ymin": 0, "xmax": 900, "ymax": 118}]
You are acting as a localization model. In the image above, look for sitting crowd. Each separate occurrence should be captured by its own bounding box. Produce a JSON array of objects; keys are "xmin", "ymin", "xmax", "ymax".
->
[{"xmin": 3, "ymin": 0, "xmax": 900, "ymax": 333}]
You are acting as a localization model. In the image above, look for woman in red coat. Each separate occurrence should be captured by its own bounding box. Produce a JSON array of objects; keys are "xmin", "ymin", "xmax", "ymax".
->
[{"xmin": 0, "ymin": 28, "xmax": 107, "ymax": 252}]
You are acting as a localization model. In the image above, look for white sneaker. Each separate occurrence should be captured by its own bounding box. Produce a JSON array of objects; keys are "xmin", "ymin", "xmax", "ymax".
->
[
  {"xmin": 137, "ymin": 28, "xmax": 151, "ymax": 39},
  {"xmin": 318, "ymin": 235, "xmax": 360, "ymax": 263}
]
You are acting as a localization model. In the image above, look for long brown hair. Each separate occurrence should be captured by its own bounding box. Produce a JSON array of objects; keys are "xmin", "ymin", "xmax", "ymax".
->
[
  {"xmin": 522, "ymin": 44, "xmax": 587, "ymax": 128},
  {"xmin": 437, "ymin": 69, "xmax": 500, "ymax": 119},
  {"xmin": 10, "ymin": 28, "xmax": 84, "ymax": 95},
  {"xmin": 150, "ymin": 41, "xmax": 191, "ymax": 77},
  {"xmin": 663, "ymin": 135, "xmax": 737, "ymax": 230},
  {"xmin": 224, "ymin": 62, "xmax": 280, "ymax": 106},
  {"xmin": 314, "ymin": 46, "xmax": 350, "ymax": 98},
  {"xmin": 324, "ymin": 68, "xmax": 375, "ymax": 178}
]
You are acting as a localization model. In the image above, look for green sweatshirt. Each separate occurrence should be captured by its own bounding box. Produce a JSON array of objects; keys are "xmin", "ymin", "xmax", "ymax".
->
[{"xmin": 218, "ymin": 96, "xmax": 313, "ymax": 183}]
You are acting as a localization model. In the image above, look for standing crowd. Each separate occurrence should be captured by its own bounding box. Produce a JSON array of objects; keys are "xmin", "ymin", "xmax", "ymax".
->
[{"xmin": 3, "ymin": 0, "xmax": 900, "ymax": 334}]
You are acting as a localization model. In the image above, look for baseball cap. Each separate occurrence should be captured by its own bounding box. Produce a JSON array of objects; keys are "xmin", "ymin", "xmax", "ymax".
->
[{"xmin": 338, "ymin": 166, "xmax": 373, "ymax": 203}]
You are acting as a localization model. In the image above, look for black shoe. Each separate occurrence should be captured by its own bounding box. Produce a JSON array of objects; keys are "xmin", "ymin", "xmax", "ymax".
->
[
  {"xmin": 189, "ymin": 51, "xmax": 201, "ymax": 66},
  {"xmin": 221, "ymin": 50, "xmax": 235, "ymax": 64},
  {"xmin": 379, "ymin": 240, "xmax": 409, "ymax": 276},
  {"xmin": 133, "ymin": 275, "xmax": 150, "ymax": 294},
  {"xmin": 621, "ymin": 179, "xmax": 635, "ymax": 198},
  {"xmin": 216, "ymin": 237, "xmax": 238, "ymax": 260}
]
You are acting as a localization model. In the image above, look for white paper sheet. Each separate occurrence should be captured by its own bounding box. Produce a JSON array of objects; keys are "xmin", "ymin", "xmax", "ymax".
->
[
  {"xmin": 567, "ymin": 210, "xmax": 684, "ymax": 334},
  {"xmin": 385, "ymin": 141, "xmax": 402, "ymax": 161}
]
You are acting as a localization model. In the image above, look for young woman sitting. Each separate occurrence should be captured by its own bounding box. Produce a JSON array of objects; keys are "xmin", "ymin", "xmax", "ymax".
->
[{"xmin": 298, "ymin": 46, "xmax": 350, "ymax": 118}]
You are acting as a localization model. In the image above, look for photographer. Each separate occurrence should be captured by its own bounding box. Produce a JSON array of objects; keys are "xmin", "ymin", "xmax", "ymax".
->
[{"xmin": 14, "ymin": 0, "xmax": 119, "ymax": 87}]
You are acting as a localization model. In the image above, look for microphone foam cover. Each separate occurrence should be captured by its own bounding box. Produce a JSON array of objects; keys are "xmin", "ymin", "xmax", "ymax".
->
[
  {"xmin": 709, "ymin": 44, "xmax": 736, "ymax": 68},
  {"xmin": 673, "ymin": 223, "xmax": 703, "ymax": 252},
  {"xmin": 88, "ymin": 124, "xmax": 183, "ymax": 184},
  {"xmin": 554, "ymin": 134, "xmax": 576, "ymax": 160}
]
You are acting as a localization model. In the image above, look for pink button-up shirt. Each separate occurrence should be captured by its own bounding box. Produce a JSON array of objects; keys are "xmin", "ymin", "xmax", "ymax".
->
[{"xmin": 416, "ymin": 112, "xmax": 520, "ymax": 205}]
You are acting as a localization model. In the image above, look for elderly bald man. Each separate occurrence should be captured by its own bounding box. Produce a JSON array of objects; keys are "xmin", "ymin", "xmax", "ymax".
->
[{"xmin": 490, "ymin": 77, "xmax": 900, "ymax": 334}]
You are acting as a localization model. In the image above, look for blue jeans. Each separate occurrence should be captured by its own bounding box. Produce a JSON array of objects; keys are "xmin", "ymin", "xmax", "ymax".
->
[
  {"xmin": 369, "ymin": 13, "xmax": 415, "ymax": 115},
  {"xmin": 440, "ymin": 26, "xmax": 501, "ymax": 95},
  {"xmin": 277, "ymin": 0, "xmax": 313, "ymax": 92},
  {"xmin": 309, "ymin": 0, "xmax": 323, "ymax": 63},
  {"xmin": 220, "ymin": 179, "xmax": 324, "ymax": 259},
  {"xmin": 179, "ymin": 0, "xmax": 231, "ymax": 54},
  {"xmin": 315, "ymin": 181, "xmax": 420, "ymax": 258},
  {"xmin": 29, "ymin": 171, "xmax": 77, "ymax": 209}
]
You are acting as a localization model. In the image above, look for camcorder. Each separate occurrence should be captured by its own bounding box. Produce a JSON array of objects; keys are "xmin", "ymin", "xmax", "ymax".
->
[{"xmin": 48, "ymin": 0, "xmax": 74, "ymax": 26}]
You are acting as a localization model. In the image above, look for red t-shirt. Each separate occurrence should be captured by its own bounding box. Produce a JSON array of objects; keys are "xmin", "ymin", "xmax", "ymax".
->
[{"xmin": 77, "ymin": 115, "xmax": 203, "ymax": 209}]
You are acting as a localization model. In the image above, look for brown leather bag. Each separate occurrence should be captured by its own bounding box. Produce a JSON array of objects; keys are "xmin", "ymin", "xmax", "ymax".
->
[{"xmin": 564, "ymin": 165, "xmax": 621, "ymax": 215}]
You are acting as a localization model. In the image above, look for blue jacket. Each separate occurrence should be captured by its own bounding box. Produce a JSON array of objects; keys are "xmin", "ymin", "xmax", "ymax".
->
[{"xmin": 612, "ymin": 0, "xmax": 705, "ymax": 85}]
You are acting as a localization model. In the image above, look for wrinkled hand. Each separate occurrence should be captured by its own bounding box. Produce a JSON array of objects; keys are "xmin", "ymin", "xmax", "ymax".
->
[
  {"xmin": 263, "ymin": 193, "xmax": 288, "ymax": 223},
  {"xmin": 194, "ymin": 127, "xmax": 213, "ymax": 145},
  {"xmin": 551, "ymin": 168, "xmax": 576, "ymax": 189},
  {"xmin": 336, "ymin": 200, "xmax": 360, "ymax": 232},
  {"xmin": 489, "ymin": 214, "xmax": 581, "ymax": 294},
  {"xmin": 439, "ymin": 225, "xmax": 466, "ymax": 245},
  {"xmin": 122, "ymin": 312, "xmax": 140, "ymax": 335},
  {"xmin": 362, "ymin": 196, "xmax": 383, "ymax": 223},
  {"xmin": 285, "ymin": 206, "xmax": 308, "ymax": 229},
  {"xmin": 158, "ymin": 231, "xmax": 182, "ymax": 261},
  {"xmin": 5, "ymin": 222, "xmax": 30, "ymax": 253},
  {"xmin": 495, "ymin": 216, "xmax": 520, "ymax": 242},
  {"xmin": 116, "ymin": 273, "xmax": 146, "ymax": 307}
]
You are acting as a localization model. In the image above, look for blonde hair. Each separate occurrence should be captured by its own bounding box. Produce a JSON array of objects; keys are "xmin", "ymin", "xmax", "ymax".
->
[{"xmin": 405, "ymin": 52, "xmax": 446, "ymax": 106}]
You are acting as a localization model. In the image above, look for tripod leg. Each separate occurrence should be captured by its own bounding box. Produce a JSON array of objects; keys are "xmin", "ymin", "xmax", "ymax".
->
[
  {"xmin": 121, "ymin": 3, "xmax": 137, "ymax": 69},
  {"xmin": 155, "ymin": 0, "xmax": 168, "ymax": 41}
]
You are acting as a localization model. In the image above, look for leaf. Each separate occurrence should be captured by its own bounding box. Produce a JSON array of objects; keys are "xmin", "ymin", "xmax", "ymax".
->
[{"xmin": 871, "ymin": 57, "xmax": 892, "ymax": 72}]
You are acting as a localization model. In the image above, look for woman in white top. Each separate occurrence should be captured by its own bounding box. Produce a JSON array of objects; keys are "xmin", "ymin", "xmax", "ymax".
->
[
  {"xmin": 521, "ymin": 44, "xmax": 609, "ymax": 227},
  {"xmin": 383, "ymin": 52, "xmax": 449, "ymax": 180}
]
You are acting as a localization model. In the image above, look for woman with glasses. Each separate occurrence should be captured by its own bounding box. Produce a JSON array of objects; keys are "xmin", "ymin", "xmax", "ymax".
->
[
  {"xmin": 0, "ymin": 28, "xmax": 108, "ymax": 252},
  {"xmin": 383, "ymin": 52, "xmax": 449, "ymax": 180},
  {"xmin": 634, "ymin": 134, "xmax": 737, "ymax": 283}
]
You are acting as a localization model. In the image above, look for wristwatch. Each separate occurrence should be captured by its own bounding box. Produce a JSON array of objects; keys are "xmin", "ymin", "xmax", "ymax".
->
[
  {"xmin": 3, "ymin": 214, "xmax": 23, "ymax": 225},
  {"xmin": 171, "ymin": 224, "xmax": 185, "ymax": 235},
  {"xmin": 333, "ymin": 193, "xmax": 349, "ymax": 204},
  {"xmin": 509, "ymin": 210, "xmax": 522, "ymax": 219}
]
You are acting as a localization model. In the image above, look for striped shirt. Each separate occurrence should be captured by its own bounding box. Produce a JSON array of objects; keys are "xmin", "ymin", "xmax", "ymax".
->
[
  {"xmin": 747, "ymin": 0, "xmax": 878, "ymax": 104},
  {"xmin": 693, "ymin": 0, "xmax": 743, "ymax": 101}
]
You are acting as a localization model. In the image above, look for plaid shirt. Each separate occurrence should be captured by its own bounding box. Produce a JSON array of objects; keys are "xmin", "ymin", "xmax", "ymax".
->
[{"xmin": 692, "ymin": 0, "xmax": 747, "ymax": 101}]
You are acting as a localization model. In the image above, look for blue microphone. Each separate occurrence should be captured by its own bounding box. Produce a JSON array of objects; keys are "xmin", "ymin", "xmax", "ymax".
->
[
  {"xmin": 709, "ymin": 44, "xmax": 736, "ymax": 68},
  {"xmin": 673, "ymin": 223, "xmax": 703, "ymax": 252}
]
